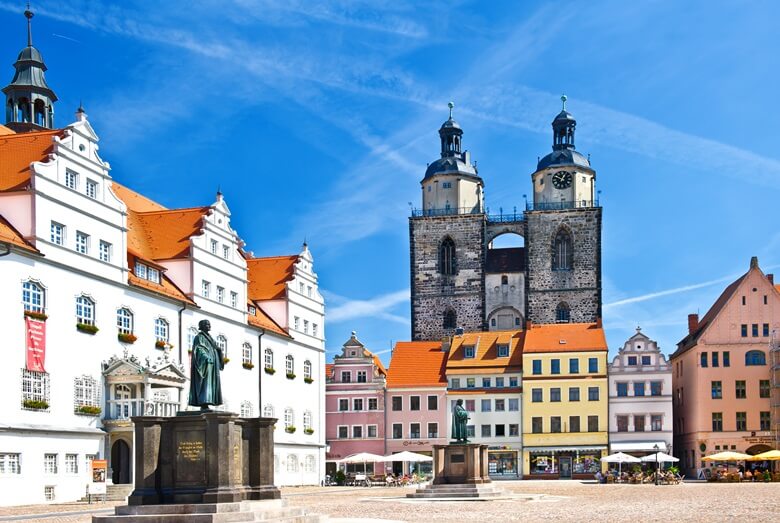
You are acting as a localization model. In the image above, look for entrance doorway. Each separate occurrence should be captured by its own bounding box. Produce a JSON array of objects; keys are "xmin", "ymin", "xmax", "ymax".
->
[
  {"xmin": 559, "ymin": 457, "xmax": 572, "ymax": 479},
  {"xmin": 111, "ymin": 439, "xmax": 131, "ymax": 484}
]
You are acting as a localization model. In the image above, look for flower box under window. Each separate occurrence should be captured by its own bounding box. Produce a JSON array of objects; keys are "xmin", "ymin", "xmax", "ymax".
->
[
  {"xmin": 223, "ymin": 357, "xmax": 230, "ymax": 365},
  {"xmin": 304, "ymin": 428, "xmax": 314, "ymax": 435},
  {"xmin": 242, "ymin": 362, "xmax": 255, "ymax": 370},
  {"xmin": 264, "ymin": 367, "xmax": 276, "ymax": 375},
  {"xmin": 286, "ymin": 372, "xmax": 296, "ymax": 380},
  {"xmin": 155, "ymin": 340, "xmax": 170, "ymax": 349},
  {"xmin": 76, "ymin": 323, "xmax": 99, "ymax": 334},
  {"xmin": 285, "ymin": 426, "xmax": 296, "ymax": 434},
  {"xmin": 22, "ymin": 399, "xmax": 49, "ymax": 410},
  {"xmin": 76, "ymin": 405, "xmax": 102, "ymax": 416},
  {"xmin": 117, "ymin": 332, "xmax": 137, "ymax": 344},
  {"xmin": 304, "ymin": 377, "xmax": 314, "ymax": 384},
  {"xmin": 24, "ymin": 310, "xmax": 48, "ymax": 321}
]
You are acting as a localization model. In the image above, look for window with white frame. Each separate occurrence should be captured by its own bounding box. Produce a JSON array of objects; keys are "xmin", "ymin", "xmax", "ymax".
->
[
  {"xmin": 73, "ymin": 375, "xmax": 100, "ymax": 410},
  {"xmin": 65, "ymin": 454, "xmax": 78, "ymax": 474},
  {"xmin": 242, "ymin": 343, "xmax": 252, "ymax": 365},
  {"xmin": 65, "ymin": 169, "xmax": 78, "ymax": 190},
  {"xmin": 217, "ymin": 286, "xmax": 225, "ymax": 303},
  {"xmin": 85, "ymin": 179, "xmax": 98, "ymax": 199},
  {"xmin": 22, "ymin": 280, "xmax": 45, "ymax": 313},
  {"xmin": 44, "ymin": 485, "xmax": 55, "ymax": 501},
  {"xmin": 216, "ymin": 335, "xmax": 227, "ymax": 358},
  {"xmin": 248, "ymin": 305, "xmax": 256, "ymax": 315},
  {"xmin": 230, "ymin": 292, "xmax": 238, "ymax": 308},
  {"xmin": 154, "ymin": 318, "xmax": 169, "ymax": 342},
  {"xmin": 264, "ymin": 348, "xmax": 273, "ymax": 369},
  {"xmin": 50, "ymin": 222, "xmax": 64, "ymax": 245},
  {"xmin": 22, "ymin": 369, "xmax": 49, "ymax": 407},
  {"xmin": 367, "ymin": 425, "xmax": 378, "ymax": 438},
  {"xmin": 0, "ymin": 453, "xmax": 21, "ymax": 474},
  {"xmin": 240, "ymin": 401, "xmax": 253, "ymax": 417},
  {"xmin": 286, "ymin": 454, "xmax": 298, "ymax": 473},
  {"xmin": 294, "ymin": 317, "xmax": 300, "ymax": 330},
  {"xmin": 304, "ymin": 455, "xmax": 315, "ymax": 472},
  {"xmin": 299, "ymin": 282, "xmax": 304, "ymax": 294},
  {"xmin": 99, "ymin": 241, "xmax": 111, "ymax": 262},
  {"xmin": 286, "ymin": 355, "xmax": 294, "ymax": 374},
  {"xmin": 352, "ymin": 426, "xmax": 363, "ymax": 438},
  {"xmin": 303, "ymin": 320, "xmax": 309, "ymax": 334},
  {"xmin": 187, "ymin": 327, "xmax": 198, "ymax": 349},
  {"xmin": 135, "ymin": 261, "xmax": 147, "ymax": 279},
  {"xmin": 210, "ymin": 239, "xmax": 218, "ymax": 254},
  {"xmin": 338, "ymin": 426, "xmax": 348, "ymax": 439},
  {"xmin": 43, "ymin": 453, "xmax": 57, "ymax": 474},
  {"xmin": 303, "ymin": 410, "xmax": 312, "ymax": 430},
  {"xmin": 223, "ymin": 245, "xmax": 230, "ymax": 259},
  {"xmin": 312, "ymin": 323, "xmax": 318, "ymax": 337},
  {"xmin": 284, "ymin": 407, "xmax": 294, "ymax": 428},
  {"xmin": 263, "ymin": 404, "xmax": 274, "ymax": 417},
  {"xmin": 116, "ymin": 308, "xmax": 133, "ymax": 334},
  {"xmin": 75, "ymin": 231, "xmax": 89, "ymax": 254},
  {"xmin": 147, "ymin": 267, "xmax": 160, "ymax": 284},
  {"xmin": 75, "ymin": 296, "xmax": 94, "ymax": 325},
  {"xmin": 202, "ymin": 280, "xmax": 211, "ymax": 298},
  {"xmin": 303, "ymin": 360, "xmax": 312, "ymax": 380}
]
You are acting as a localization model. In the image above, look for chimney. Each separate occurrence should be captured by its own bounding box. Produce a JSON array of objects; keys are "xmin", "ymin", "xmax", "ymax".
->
[
  {"xmin": 441, "ymin": 336, "xmax": 452, "ymax": 353},
  {"xmin": 525, "ymin": 319, "xmax": 533, "ymax": 330},
  {"xmin": 768, "ymin": 274, "xmax": 774, "ymax": 285},
  {"xmin": 688, "ymin": 314, "xmax": 699, "ymax": 335},
  {"xmin": 750, "ymin": 256, "xmax": 759, "ymax": 269}
]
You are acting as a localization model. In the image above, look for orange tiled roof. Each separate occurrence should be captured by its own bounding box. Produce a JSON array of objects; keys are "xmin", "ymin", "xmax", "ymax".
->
[
  {"xmin": 447, "ymin": 330, "xmax": 524, "ymax": 370},
  {"xmin": 325, "ymin": 363, "xmax": 334, "ymax": 380},
  {"xmin": 126, "ymin": 207, "xmax": 209, "ymax": 260},
  {"xmin": 246, "ymin": 255, "xmax": 299, "ymax": 300},
  {"xmin": 0, "ymin": 129, "xmax": 62, "ymax": 192},
  {"xmin": 369, "ymin": 352, "xmax": 388, "ymax": 376},
  {"xmin": 523, "ymin": 323, "xmax": 607, "ymax": 353},
  {"xmin": 247, "ymin": 306, "xmax": 289, "ymax": 337},
  {"xmin": 111, "ymin": 182, "xmax": 167, "ymax": 212},
  {"xmin": 387, "ymin": 341, "xmax": 446, "ymax": 388},
  {"xmin": 0, "ymin": 214, "xmax": 39, "ymax": 254},
  {"xmin": 128, "ymin": 272, "xmax": 194, "ymax": 305}
]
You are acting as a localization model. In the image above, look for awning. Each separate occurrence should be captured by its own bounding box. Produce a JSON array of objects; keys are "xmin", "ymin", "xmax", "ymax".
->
[
  {"xmin": 610, "ymin": 441, "xmax": 668, "ymax": 452},
  {"xmin": 525, "ymin": 446, "xmax": 607, "ymax": 452}
]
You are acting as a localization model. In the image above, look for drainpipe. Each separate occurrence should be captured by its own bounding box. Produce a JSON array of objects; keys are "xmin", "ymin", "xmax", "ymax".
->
[
  {"xmin": 177, "ymin": 304, "xmax": 187, "ymax": 363},
  {"xmin": 257, "ymin": 329, "xmax": 265, "ymax": 414}
]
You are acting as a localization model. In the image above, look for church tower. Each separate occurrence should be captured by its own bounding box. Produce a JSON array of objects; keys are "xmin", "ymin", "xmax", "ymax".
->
[
  {"xmin": 409, "ymin": 103, "xmax": 486, "ymax": 341},
  {"xmin": 3, "ymin": 7, "xmax": 58, "ymax": 132},
  {"xmin": 525, "ymin": 96, "xmax": 602, "ymax": 324}
]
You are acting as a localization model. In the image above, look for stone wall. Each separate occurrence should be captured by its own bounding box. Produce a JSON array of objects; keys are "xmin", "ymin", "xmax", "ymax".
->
[
  {"xmin": 525, "ymin": 207, "xmax": 601, "ymax": 324},
  {"xmin": 409, "ymin": 214, "xmax": 486, "ymax": 340}
]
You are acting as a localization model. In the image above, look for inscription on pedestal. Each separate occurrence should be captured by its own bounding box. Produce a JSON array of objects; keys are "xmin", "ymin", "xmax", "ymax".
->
[
  {"xmin": 175, "ymin": 430, "xmax": 206, "ymax": 484},
  {"xmin": 450, "ymin": 454, "xmax": 465, "ymax": 463}
]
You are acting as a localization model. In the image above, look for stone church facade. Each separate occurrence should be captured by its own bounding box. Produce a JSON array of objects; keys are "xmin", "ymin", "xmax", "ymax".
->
[{"xmin": 410, "ymin": 98, "xmax": 602, "ymax": 341}]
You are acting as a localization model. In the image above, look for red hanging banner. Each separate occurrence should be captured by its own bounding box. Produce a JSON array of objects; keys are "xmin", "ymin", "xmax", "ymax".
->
[{"xmin": 25, "ymin": 317, "xmax": 46, "ymax": 372}]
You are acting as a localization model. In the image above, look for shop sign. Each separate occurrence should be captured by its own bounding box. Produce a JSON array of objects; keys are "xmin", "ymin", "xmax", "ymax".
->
[
  {"xmin": 90, "ymin": 459, "xmax": 108, "ymax": 494},
  {"xmin": 402, "ymin": 440, "xmax": 430, "ymax": 446},
  {"xmin": 25, "ymin": 317, "xmax": 46, "ymax": 372}
]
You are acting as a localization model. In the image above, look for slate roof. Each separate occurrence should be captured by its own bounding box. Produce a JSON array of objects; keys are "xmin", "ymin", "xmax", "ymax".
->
[{"xmin": 485, "ymin": 247, "xmax": 525, "ymax": 273}]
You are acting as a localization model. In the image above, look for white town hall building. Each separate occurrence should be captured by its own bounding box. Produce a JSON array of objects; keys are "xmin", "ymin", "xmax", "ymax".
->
[{"xmin": 0, "ymin": 9, "xmax": 326, "ymax": 506}]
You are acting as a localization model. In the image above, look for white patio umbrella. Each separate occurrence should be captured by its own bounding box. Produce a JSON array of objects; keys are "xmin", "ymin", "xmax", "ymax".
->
[
  {"xmin": 601, "ymin": 452, "xmax": 641, "ymax": 475},
  {"xmin": 338, "ymin": 452, "xmax": 386, "ymax": 475},
  {"xmin": 640, "ymin": 452, "xmax": 679, "ymax": 463},
  {"xmin": 381, "ymin": 451, "xmax": 434, "ymax": 476}
]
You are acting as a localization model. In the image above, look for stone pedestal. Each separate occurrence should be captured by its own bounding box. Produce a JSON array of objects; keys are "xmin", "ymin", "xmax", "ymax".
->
[
  {"xmin": 127, "ymin": 412, "xmax": 280, "ymax": 506},
  {"xmin": 432, "ymin": 443, "xmax": 491, "ymax": 485}
]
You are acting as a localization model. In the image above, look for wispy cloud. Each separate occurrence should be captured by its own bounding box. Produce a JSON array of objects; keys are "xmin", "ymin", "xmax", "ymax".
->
[{"xmin": 326, "ymin": 288, "xmax": 410, "ymax": 324}]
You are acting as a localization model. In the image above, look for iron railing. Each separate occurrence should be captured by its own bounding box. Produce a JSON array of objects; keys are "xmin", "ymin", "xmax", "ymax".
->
[
  {"xmin": 526, "ymin": 200, "xmax": 599, "ymax": 211},
  {"xmin": 410, "ymin": 207, "xmax": 482, "ymax": 218}
]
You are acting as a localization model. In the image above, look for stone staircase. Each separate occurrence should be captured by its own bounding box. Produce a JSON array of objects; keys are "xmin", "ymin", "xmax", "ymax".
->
[
  {"xmin": 92, "ymin": 499, "xmax": 325, "ymax": 522},
  {"xmin": 406, "ymin": 482, "xmax": 507, "ymax": 500},
  {"xmin": 79, "ymin": 484, "xmax": 134, "ymax": 503}
]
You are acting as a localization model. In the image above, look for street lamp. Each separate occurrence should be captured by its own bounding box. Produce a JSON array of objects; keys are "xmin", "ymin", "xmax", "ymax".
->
[{"xmin": 654, "ymin": 444, "xmax": 660, "ymax": 486}]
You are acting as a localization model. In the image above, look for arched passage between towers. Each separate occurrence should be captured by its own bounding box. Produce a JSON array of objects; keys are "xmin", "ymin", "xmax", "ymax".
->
[{"xmin": 485, "ymin": 231, "xmax": 525, "ymax": 330}]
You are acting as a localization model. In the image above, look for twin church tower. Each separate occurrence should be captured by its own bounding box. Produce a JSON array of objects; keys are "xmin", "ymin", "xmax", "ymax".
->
[{"xmin": 409, "ymin": 98, "xmax": 602, "ymax": 341}]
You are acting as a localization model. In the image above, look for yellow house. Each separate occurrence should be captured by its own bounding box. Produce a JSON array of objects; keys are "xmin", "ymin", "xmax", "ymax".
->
[{"xmin": 522, "ymin": 322, "xmax": 608, "ymax": 479}]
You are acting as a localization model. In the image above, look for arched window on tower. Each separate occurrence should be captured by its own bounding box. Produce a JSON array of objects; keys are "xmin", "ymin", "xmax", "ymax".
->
[
  {"xmin": 443, "ymin": 309, "xmax": 456, "ymax": 330},
  {"xmin": 439, "ymin": 237, "xmax": 456, "ymax": 275},
  {"xmin": 552, "ymin": 229, "xmax": 573, "ymax": 271},
  {"xmin": 556, "ymin": 302, "xmax": 571, "ymax": 323}
]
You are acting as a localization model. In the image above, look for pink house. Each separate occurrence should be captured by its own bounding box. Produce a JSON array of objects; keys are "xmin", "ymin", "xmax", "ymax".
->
[
  {"xmin": 385, "ymin": 341, "xmax": 448, "ymax": 475},
  {"xmin": 325, "ymin": 332, "xmax": 386, "ymax": 474},
  {"xmin": 671, "ymin": 257, "xmax": 779, "ymax": 478}
]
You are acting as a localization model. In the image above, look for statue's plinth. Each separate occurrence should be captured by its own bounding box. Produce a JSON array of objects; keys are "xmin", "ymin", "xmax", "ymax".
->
[
  {"xmin": 432, "ymin": 443, "xmax": 491, "ymax": 485},
  {"xmin": 127, "ymin": 411, "xmax": 280, "ymax": 506}
]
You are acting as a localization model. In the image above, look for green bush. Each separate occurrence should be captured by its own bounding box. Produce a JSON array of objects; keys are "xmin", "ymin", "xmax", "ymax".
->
[{"xmin": 335, "ymin": 470, "xmax": 346, "ymax": 485}]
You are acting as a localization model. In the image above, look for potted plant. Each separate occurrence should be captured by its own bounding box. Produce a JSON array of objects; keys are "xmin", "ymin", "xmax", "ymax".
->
[
  {"xmin": 304, "ymin": 377, "xmax": 314, "ymax": 384},
  {"xmin": 76, "ymin": 323, "xmax": 99, "ymax": 334},
  {"xmin": 223, "ymin": 357, "xmax": 230, "ymax": 365},
  {"xmin": 285, "ymin": 426, "xmax": 296, "ymax": 434},
  {"xmin": 23, "ymin": 399, "xmax": 49, "ymax": 410},
  {"xmin": 117, "ymin": 332, "xmax": 137, "ymax": 344},
  {"xmin": 155, "ymin": 340, "xmax": 167, "ymax": 349},
  {"xmin": 24, "ymin": 310, "xmax": 48, "ymax": 321},
  {"xmin": 264, "ymin": 367, "xmax": 276, "ymax": 375},
  {"xmin": 286, "ymin": 372, "xmax": 296, "ymax": 380},
  {"xmin": 334, "ymin": 470, "xmax": 346, "ymax": 486},
  {"xmin": 242, "ymin": 362, "xmax": 255, "ymax": 370},
  {"xmin": 304, "ymin": 428, "xmax": 314, "ymax": 435},
  {"xmin": 76, "ymin": 405, "xmax": 102, "ymax": 416}
]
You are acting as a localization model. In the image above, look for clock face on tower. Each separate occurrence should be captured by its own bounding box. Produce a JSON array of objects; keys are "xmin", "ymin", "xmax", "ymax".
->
[{"xmin": 552, "ymin": 170, "xmax": 573, "ymax": 189}]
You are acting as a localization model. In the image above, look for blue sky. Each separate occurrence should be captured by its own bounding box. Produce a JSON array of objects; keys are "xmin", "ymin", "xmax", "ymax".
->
[{"xmin": 3, "ymin": 1, "xmax": 779, "ymax": 364}]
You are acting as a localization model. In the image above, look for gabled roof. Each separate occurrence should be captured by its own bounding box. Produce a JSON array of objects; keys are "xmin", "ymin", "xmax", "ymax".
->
[
  {"xmin": 523, "ymin": 322, "xmax": 607, "ymax": 353},
  {"xmin": 112, "ymin": 182, "xmax": 167, "ymax": 212},
  {"xmin": 447, "ymin": 330, "xmax": 524, "ymax": 370},
  {"xmin": 387, "ymin": 341, "xmax": 446, "ymax": 388},
  {"xmin": 127, "ymin": 253, "xmax": 193, "ymax": 305},
  {"xmin": 126, "ymin": 206, "xmax": 210, "ymax": 261},
  {"xmin": 371, "ymin": 352, "xmax": 388, "ymax": 377},
  {"xmin": 0, "ymin": 214, "xmax": 39, "ymax": 254},
  {"xmin": 246, "ymin": 255, "xmax": 298, "ymax": 300},
  {"xmin": 0, "ymin": 128, "xmax": 62, "ymax": 192},
  {"xmin": 247, "ymin": 304, "xmax": 289, "ymax": 338}
]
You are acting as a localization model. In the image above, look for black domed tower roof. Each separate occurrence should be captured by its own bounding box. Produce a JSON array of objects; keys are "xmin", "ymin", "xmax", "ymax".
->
[
  {"xmin": 424, "ymin": 102, "xmax": 479, "ymax": 180},
  {"xmin": 536, "ymin": 95, "xmax": 592, "ymax": 172}
]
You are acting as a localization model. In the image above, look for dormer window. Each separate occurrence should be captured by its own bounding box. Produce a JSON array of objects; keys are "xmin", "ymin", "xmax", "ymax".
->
[
  {"xmin": 497, "ymin": 344, "xmax": 509, "ymax": 358},
  {"xmin": 248, "ymin": 305, "xmax": 256, "ymax": 315},
  {"xmin": 135, "ymin": 261, "xmax": 160, "ymax": 284},
  {"xmin": 464, "ymin": 346, "xmax": 475, "ymax": 359}
]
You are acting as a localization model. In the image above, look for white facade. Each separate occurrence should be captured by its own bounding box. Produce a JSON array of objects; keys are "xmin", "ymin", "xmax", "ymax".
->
[
  {"xmin": 485, "ymin": 271, "xmax": 525, "ymax": 330},
  {"xmin": 608, "ymin": 328, "xmax": 673, "ymax": 454},
  {"xmin": 0, "ymin": 112, "xmax": 326, "ymax": 505}
]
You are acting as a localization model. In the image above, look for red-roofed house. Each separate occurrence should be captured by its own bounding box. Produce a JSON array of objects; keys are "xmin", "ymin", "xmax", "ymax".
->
[{"xmin": 385, "ymin": 341, "xmax": 447, "ymax": 475}]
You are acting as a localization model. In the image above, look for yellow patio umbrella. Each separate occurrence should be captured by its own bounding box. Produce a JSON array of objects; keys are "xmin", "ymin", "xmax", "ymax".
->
[
  {"xmin": 701, "ymin": 451, "xmax": 752, "ymax": 462},
  {"xmin": 747, "ymin": 450, "xmax": 780, "ymax": 461}
]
